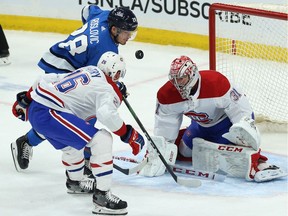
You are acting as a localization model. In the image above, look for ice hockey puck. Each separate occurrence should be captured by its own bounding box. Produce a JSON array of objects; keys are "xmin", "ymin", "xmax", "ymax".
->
[{"xmin": 135, "ymin": 50, "xmax": 144, "ymax": 59}]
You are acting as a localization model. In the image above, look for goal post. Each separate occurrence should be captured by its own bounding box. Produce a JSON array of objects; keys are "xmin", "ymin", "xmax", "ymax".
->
[{"xmin": 209, "ymin": 3, "xmax": 288, "ymax": 131}]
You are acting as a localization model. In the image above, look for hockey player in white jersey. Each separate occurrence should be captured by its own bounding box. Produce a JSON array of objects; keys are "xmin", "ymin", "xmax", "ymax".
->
[
  {"xmin": 12, "ymin": 52, "xmax": 145, "ymax": 215},
  {"xmin": 11, "ymin": 5, "xmax": 138, "ymax": 172},
  {"xmin": 140, "ymin": 55, "xmax": 286, "ymax": 182}
]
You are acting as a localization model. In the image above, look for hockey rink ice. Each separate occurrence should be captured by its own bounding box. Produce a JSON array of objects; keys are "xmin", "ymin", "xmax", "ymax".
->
[{"xmin": 0, "ymin": 30, "xmax": 287, "ymax": 216}]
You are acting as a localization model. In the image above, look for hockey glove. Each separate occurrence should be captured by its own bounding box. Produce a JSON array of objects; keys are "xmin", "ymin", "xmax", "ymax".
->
[
  {"xmin": 12, "ymin": 88, "xmax": 33, "ymax": 121},
  {"xmin": 116, "ymin": 81, "xmax": 129, "ymax": 98},
  {"xmin": 222, "ymin": 117, "xmax": 260, "ymax": 150},
  {"xmin": 120, "ymin": 125, "xmax": 145, "ymax": 155}
]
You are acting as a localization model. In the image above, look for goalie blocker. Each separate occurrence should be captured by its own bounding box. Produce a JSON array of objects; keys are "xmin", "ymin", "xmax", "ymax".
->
[{"xmin": 139, "ymin": 136, "xmax": 177, "ymax": 177}]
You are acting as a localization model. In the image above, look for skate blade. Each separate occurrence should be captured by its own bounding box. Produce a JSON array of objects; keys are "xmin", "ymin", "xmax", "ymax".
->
[
  {"xmin": 92, "ymin": 204, "xmax": 128, "ymax": 215},
  {"xmin": 67, "ymin": 189, "xmax": 93, "ymax": 194},
  {"xmin": 10, "ymin": 142, "xmax": 22, "ymax": 172}
]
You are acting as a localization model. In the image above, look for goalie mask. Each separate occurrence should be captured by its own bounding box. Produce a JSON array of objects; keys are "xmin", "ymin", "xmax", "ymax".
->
[
  {"xmin": 97, "ymin": 51, "xmax": 126, "ymax": 82},
  {"xmin": 169, "ymin": 56, "xmax": 199, "ymax": 99}
]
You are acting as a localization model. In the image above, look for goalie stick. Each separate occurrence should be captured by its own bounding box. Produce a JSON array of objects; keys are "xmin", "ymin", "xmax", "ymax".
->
[
  {"xmin": 122, "ymin": 97, "xmax": 201, "ymax": 188},
  {"xmin": 113, "ymin": 156, "xmax": 226, "ymax": 182}
]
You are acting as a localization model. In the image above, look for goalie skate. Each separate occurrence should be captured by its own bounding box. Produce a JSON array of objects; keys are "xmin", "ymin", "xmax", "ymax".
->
[
  {"xmin": 254, "ymin": 165, "xmax": 288, "ymax": 182},
  {"xmin": 66, "ymin": 171, "xmax": 95, "ymax": 194},
  {"xmin": 92, "ymin": 189, "xmax": 127, "ymax": 215}
]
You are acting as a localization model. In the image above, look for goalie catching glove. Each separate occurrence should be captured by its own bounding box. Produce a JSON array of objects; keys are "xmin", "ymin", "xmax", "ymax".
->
[
  {"xmin": 121, "ymin": 125, "xmax": 145, "ymax": 155},
  {"xmin": 12, "ymin": 88, "xmax": 33, "ymax": 121},
  {"xmin": 139, "ymin": 136, "xmax": 177, "ymax": 177},
  {"xmin": 222, "ymin": 117, "xmax": 261, "ymax": 150}
]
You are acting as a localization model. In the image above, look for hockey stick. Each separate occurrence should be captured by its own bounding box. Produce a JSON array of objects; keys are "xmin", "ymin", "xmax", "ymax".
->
[
  {"xmin": 113, "ymin": 156, "xmax": 226, "ymax": 182},
  {"xmin": 113, "ymin": 158, "xmax": 148, "ymax": 175},
  {"xmin": 122, "ymin": 97, "xmax": 201, "ymax": 187}
]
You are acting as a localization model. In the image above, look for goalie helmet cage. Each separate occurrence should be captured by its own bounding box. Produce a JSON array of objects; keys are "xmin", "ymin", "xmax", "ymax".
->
[{"xmin": 209, "ymin": 3, "xmax": 288, "ymax": 132}]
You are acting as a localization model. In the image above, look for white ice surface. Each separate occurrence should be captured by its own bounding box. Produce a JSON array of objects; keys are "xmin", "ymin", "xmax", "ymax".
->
[{"xmin": 0, "ymin": 31, "xmax": 287, "ymax": 216}]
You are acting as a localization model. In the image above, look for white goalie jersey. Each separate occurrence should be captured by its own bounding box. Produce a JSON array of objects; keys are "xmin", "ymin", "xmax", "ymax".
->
[
  {"xmin": 147, "ymin": 70, "xmax": 286, "ymax": 182},
  {"xmin": 31, "ymin": 66, "xmax": 126, "ymax": 135},
  {"xmin": 154, "ymin": 70, "xmax": 253, "ymax": 143}
]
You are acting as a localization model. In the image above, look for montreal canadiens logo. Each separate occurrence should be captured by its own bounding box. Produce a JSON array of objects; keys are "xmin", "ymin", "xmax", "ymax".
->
[{"xmin": 185, "ymin": 111, "xmax": 212, "ymax": 123}]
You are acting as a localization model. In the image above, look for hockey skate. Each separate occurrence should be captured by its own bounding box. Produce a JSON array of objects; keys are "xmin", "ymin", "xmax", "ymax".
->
[
  {"xmin": 0, "ymin": 50, "xmax": 10, "ymax": 66},
  {"xmin": 11, "ymin": 135, "xmax": 33, "ymax": 172},
  {"xmin": 92, "ymin": 189, "xmax": 128, "ymax": 215},
  {"xmin": 84, "ymin": 158, "xmax": 93, "ymax": 177},
  {"xmin": 254, "ymin": 165, "xmax": 288, "ymax": 182},
  {"xmin": 66, "ymin": 171, "xmax": 95, "ymax": 194},
  {"xmin": 0, "ymin": 56, "xmax": 10, "ymax": 66}
]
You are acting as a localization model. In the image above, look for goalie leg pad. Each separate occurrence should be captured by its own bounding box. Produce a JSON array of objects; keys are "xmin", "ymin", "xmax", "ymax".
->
[
  {"xmin": 192, "ymin": 138, "xmax": 287, "ymax": 182},
  {"xmin": 192, "ymin": 138, "xmax": 261, "ymax": 180},
  {"xmin": 139, "ymin": 136, "xmax": 177, "ymax": 177}
]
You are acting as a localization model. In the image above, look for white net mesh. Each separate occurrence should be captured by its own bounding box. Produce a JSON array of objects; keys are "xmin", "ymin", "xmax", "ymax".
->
[{"xmin": 210, "ymin": 4, "xmax": 288, "ymax": 131}]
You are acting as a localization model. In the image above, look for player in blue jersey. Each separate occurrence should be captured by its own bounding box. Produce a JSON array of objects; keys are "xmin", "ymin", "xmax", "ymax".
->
[
  {"xmin": 11, "ymin": 5, "xmax": 138, "ymax": 172},
  {"xmin": 38, "ymin": 5, "xmax": 137, "ymax": 74}
]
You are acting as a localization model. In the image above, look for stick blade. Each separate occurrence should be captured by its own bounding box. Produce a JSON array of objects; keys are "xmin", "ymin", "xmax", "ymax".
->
[
  {"xmin": 177, "ymin": 177, "xmax": 202, "ymax": 188},
  {"xmin": 114, "ymin": 158, "xmax": 148, "ymax": 175}
]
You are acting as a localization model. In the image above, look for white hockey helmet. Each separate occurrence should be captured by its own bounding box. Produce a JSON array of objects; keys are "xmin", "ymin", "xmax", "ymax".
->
[
  {"xmin": 97, "ymin": 51, "xmax": 126, "ymax": 82},
  {"xmin": 168, "ymin": 55, "xmax": 199, "ymax": 99}
]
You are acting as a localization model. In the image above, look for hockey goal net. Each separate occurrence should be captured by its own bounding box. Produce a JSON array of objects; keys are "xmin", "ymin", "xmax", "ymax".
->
[{"xmin": 209, "ymin": 3, "xmax": 288, "ymax": 132}]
